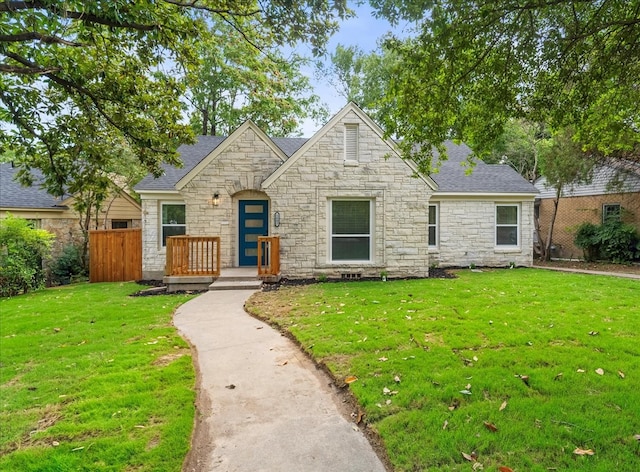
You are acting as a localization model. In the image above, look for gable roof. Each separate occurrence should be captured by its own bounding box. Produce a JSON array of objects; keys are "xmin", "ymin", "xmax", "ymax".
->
[
  {"xmin": 262, "ymin": 102, "xmax": 437, "ymax": 190},
  {"xmin": 0, "ymin": 162, "xmax": 68, "ymax": 210},
  {"xmin": 135, "ymin": 132, "xmax": 307, "ymax": 192},
  {"xmin": 430, "ymin": 143, "xmax": 539, "ymax": 195}
]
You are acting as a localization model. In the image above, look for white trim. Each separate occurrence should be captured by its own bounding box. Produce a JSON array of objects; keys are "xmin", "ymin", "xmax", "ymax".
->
[
  {"xmin": 159, "ymin": 201, "xmax": 186, "ymax": 248},
  {"xmin": 433, "ymin": 192, "xmax": 538, "ymax": 200},
  {"xmin": 328, "ymin": 198, "xmax": 374, "ymax": 264},
  {"xmin": 495, "ymin": 203, "xmax": 520, "ymax": 248},
  {"xmin": 428, "ymin": 203, "xmax": 439, "ymax": 248}
]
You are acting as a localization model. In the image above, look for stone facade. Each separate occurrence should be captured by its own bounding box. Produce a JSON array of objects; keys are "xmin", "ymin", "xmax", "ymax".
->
[
  {"xmin": 265, "ymin": 110, "xmax": 433, "ymax": 278},
  {"xmin": 138, "ymin": 103, "xmax": 538, "ymax": 280},
  {"xmin": 430, "ymin": 198, "xmax": 536, "ymax": 268}
]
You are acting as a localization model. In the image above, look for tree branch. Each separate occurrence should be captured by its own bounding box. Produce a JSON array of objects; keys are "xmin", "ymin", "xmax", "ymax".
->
[
  {"xmin": 0, "ymin": 62, "xmax": 60, "ymax": 74},
  {"xmin": 0, "ymin": 31, "xmax": 83, "ymax": 46}
]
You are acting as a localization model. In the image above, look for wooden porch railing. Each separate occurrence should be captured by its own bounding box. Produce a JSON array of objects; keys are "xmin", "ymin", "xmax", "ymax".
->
[
  {"xmin": 165, "ymin": 236, "xmax": 221, "ymax": 276},
  {"xmin": 257, "ymin": 236, "xmax": 280, "ymax": 277}
]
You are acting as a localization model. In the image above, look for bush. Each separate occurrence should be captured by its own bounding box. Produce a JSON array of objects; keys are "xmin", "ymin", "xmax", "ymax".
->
[
  {"xmin": 574, "ymin": 220, "xmax": 640, "ymax": 263},
  {"xmin": 574, "ymin": 222, "xmax": 601, "ymax": 261},
  {"xmin": 50, "ymin": 244, "xmax": 86, "ymax": 285},
  {"xmin": 0, "ymin": 215, "xmax": 54, "ymax": 297},
  {"xmin": 598, "ymin": 220, "xmax": 640, "ymax": 263}
]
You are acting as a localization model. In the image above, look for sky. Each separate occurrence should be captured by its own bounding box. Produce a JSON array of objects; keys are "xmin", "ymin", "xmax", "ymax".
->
[{"xmin": 295, "ymin": 2, "xmax": 414, "ymax": 136}]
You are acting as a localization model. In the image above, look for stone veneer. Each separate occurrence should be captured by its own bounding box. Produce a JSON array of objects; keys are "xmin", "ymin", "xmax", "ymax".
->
[
  {"xmin": 429, "ymin": 198, "xmax": 535, "ymax": 268},
  {"xmin": 264, "ymin": 110, "xmax": 433, "ymax": 279},
  {"xmin": 140, "ymin": 107, "xmax": 536, "ymax": 279}
]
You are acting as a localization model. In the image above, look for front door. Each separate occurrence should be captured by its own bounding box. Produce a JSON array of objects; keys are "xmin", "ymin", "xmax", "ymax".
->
[{"xmin": 239, "ymin": 200, "xmax": 268, "ymax": 266}]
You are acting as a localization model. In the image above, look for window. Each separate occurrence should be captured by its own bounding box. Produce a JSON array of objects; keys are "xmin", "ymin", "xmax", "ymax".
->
[
  {"xmin": 602, "ymin": 204, "xmax": 621, "ymax": 223},
  {"xmin": 331, "ymin": 200, "xmax": 371, "ymax": 261},
  {"xmin": 161, "ymin": 203, "xmax": 186, "ymax": 246},
  {"xmin": 111, "ymin": 220, "xmax": 130, "ymax": 229},
  {"xmin": 26, "ymin": 219, "xmax": 41, "ymax": 229},
  {"xmin": 496, "ymin": 204, "xmax": 519, "ymax": 246},
  {"xmin": 344, "ymin": 124, "xmax": 359, "ymax": 162},
  {"xmin": 428, "ymin": 204, "xmax": 438, "ymax": 247}
]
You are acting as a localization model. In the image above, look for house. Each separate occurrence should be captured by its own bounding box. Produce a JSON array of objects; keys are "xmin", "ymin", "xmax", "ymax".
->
[
  {"xmin": 135, "ymin": 103, "xmax": 538, "ymax": 280},
  {"xmin": 0, "ymin": 162, "xmax": 142, "ymax": 256},
  {"xmin": 535, "ymin": 161, "xmax": 640, "ymax": 259}
]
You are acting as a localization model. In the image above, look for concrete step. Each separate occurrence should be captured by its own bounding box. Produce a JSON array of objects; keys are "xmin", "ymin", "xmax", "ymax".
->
[{"xmin": 209, "ymin": 280, "xmax": 263, "ymax": 291}]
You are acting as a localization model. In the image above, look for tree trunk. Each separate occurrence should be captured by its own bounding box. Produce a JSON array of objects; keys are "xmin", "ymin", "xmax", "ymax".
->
[{"xmin": 543, "ymin": 185, "xmax": 562, "ymax": 261}]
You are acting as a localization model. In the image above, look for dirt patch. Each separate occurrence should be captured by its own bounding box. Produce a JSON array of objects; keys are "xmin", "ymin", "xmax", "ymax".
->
[
  {"xmin": 153, "ymin": 349, "xmax": 190, "ymax": 367},
  {"xmin": 534, "ymin": 259, "xmax": 640, "ymax": 275}
]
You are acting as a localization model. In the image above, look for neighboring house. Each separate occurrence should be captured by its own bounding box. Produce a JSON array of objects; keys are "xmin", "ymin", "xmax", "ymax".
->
[
  {"xmin": 135, "ymin": 103, "xmax": 538, "ymax": 280},
  {"xmin": 0, "ymin": 162, "xmax": 142, "ymax": 256},
  {"xmin": 534, "ymin": 161, "xmax": 640, "ymax": 259}
]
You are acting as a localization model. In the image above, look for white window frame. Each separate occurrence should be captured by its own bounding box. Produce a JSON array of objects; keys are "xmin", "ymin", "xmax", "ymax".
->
[
  {"xmin": 495, "ymin": 204, "xmax": 520, "ymax": 247},
  {"xmin": 344, "ymin": 123, "xmax": 359, "ymax": 163},
  {"xmin": 329, "ymin": 199, "xmax": 373, "ymax": 263},
  {"xmin": 428, "ymin": 203, "xmax": 439, "ymax": 248},
  {"xmin": 160, "ymin": 202, "xmax": 186, "ymax": 247},
  {"xmin": 602, "ymin": 203, "xmax": 621, "ymax": 223}
]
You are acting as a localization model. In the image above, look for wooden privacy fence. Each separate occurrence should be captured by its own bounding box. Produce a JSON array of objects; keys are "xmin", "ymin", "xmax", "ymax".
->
[
  {"xmin": 165, "ymin": 235, "xmax": 221, "ymax": 276},
  {"xmin": 257, "ymin": 236, "xmax": 280, "ymax": 277},
  {"xmin": 89, "ymin": 229, "xmax": 142, "ymax": 282}
]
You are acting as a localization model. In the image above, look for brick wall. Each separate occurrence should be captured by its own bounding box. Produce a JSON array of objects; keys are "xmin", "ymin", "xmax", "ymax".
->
[{"xmin": 537, "ymin": 192, "xmax": 640, "ymax": 259}]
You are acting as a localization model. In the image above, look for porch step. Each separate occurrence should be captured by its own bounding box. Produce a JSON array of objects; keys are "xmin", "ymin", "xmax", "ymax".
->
[
  {"xmin": 209, "ymin": 280, "xmax": 263, "ymax": 291},
  {"xmin": 208, "ymin": 268, "xmax": 263, "ymax": 291}
]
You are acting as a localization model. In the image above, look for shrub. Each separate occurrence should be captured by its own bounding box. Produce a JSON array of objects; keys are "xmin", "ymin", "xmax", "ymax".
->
[
  {"xmin": 598, "ymin": 220, "xmax": 640, "ymax": 263},
  {"xmin": 574, "ymin": 220, "xmax": 640, "ymax": 263},
  {"xmin": 50, "ymin": 244, "xmax": 86, "ymax": 285},
  {"xmin": 0, "ymin": 215, "xmax": 54, "ymax": 297},
  {"xmin": 574, "ymin": 222, "xmax": 601, "ymax": 261}
]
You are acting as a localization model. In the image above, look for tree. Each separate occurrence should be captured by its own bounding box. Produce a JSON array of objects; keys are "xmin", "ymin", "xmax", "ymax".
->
[
  {"xmin": 537, "ymin": 128, "xmax": 597, "ymax": 261},
  {"xmin": 186, "ymin": 20, "xmax": 327, "ymax": 137},
  {"xmin": 486, "ymin": 119, "xmax": 549, "ymax": 182},
  {"xmin": 320, "ymin": 43, "xmax": 397, "ymax": 127},
  {"xmin": 1, "ymin": 1, "xmax": 348, "ymax": 195},
  {"xmin": 371, "ymin": 0, "xmax": 640, "ymax": 171}
]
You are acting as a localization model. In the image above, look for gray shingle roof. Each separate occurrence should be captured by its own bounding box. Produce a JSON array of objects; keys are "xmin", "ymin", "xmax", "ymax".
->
[
  {"xmin": 0, "ymin": 162, "xmax": 68, "ymax": 209},
  {"xmin": 133, "ymin": 134, "xmax": 537, "ymax": 195},
  {"xmin": 430, "ymin": 141, "xmax": 538, "ymax": 194},
  {"xmin": 135, "ymin": 135, "xmax": 308, "ymax": 191}
]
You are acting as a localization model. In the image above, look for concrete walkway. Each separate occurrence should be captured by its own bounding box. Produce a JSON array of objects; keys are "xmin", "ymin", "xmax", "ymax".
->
[
  {"xmin": 534, "ymin": 265, "xmax": 640, "ymax": 280},
  {"xmin": 174, "ymin": 290, "xmax": 388, "ymax": 472}
]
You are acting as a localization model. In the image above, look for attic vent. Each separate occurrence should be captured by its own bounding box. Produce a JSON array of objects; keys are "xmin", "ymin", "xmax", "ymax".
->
[
  {"xmin": 341, "ymin": 273, "xmax": 361, "ymax": 280},
  {"xmin": 344, "ymin": 124, "xmax": 359, "ymax": 161}
]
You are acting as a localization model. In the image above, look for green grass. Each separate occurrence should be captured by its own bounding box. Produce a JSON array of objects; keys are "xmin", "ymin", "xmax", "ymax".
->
[
  {"xmin": 246, "ymin": 269, "xmax": 640, "ymax": 471},
  {"xmin": 0, "ymin": 282, "xmax": 196, "ymax": 472}
]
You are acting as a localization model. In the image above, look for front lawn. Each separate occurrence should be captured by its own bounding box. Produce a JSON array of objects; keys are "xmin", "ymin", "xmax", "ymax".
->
[
  {"xmin": 0, "ymin": 283, "xmax": 196, "ymax": 472},
  {"xmin": 246, "ymin": 269, "xmax": 640, "ymax": 471}
]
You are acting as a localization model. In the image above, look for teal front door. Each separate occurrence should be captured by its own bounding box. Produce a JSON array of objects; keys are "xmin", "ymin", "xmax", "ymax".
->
[{"xmin": 239, "ymin": 200, "xmax": 268, "ymax": 266}]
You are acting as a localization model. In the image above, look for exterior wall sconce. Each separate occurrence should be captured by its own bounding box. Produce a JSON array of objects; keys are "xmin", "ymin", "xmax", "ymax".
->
[
  {"xmin": 274, "ymin": 211, "xmax": 281, "ymax": 227},
  {"xmin": 209, "ymin": 192, "xmax": 220, "ymax": 207}
]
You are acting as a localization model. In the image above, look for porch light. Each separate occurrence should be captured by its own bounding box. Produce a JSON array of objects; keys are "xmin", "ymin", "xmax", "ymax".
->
[
  {"xmin": 210, "ymin": 192, "xmax": 220, "ymax": 206},
  {"xmin": 274, "ymin": 211, "xmax": 281, "ymax": 227}
]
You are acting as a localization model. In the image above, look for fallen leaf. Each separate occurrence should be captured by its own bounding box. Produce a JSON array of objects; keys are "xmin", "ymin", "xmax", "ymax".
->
[
  {"xmin": 465, "ymin": 383, "xmax": 472, "ymax": 390},
  {"xmin": 378, "ymin": 357, "xmax": 388, "ymax": 362},
  {"xmin": 459, "ymin": 389, "xmax": 472, "ymax": 395},
  {"xmin": 577, "ymin": 368, "xmax": 586, "ymax": 373},
  {"xmin": 449, "ymin": 399, "xmax": 460, "ymax": 411},
  {"xmin": 383, "ymin": 387, "xmax": 391, "ymax": 395},
  {"xmin": 355, "ymin": 409, "xmax": 364, "ymax": 424},
  {"xmin": 225, "ymin": 384, "xmax": 236, "ymax": 389},
  {"xmin": 483, "ymin": 421, "xmax": 498, "ymax": 432},
  {"xmin": 588, "ymin": 331, "xmax": 599, "ymax": 336},
  {"xmin": 498, "ymin": 467, "xmax": 514, "ymax": 472},
  {"xmin": 279, "ymin": 360, "xmax": 289, "ymax": 366},
  {"xmin": 633, "ymin": 434, "xmax": 640, "ymax": 441},
  {"xmin": 394, "ymin": 375, "xmax": 401, "ymax": 383},
  {"xmin": 618, "ymin": 371, "xmax": 625, "ymax": 379},
  {"xmin": 595, "ymin": 368, "xmax": 604, "ymax": 376},
  {"xmin": 344, "ymin": 375, "xmax": 358, "ymax": 384},
  {"xmin": 499, "ymin": 400, "xmax": 508, "ymax": 411},
  {"xmin": 573, "ymin": 447, "xmax": 595, "ymax": 456},
  {"xmin": 520, "ymin": 375, "xmax": 530, "ymax": 386},
  {"xmin": 134, "ymin": 425, "xmax": 145, "ymax": 429},
  {"xmin": 52, "ymin": 441, "xmax": 60, "ymax": 447},
  {"xmin": 472, "ymin": 462, "xmax": 484, "ymax": 470},
  {"xmin": 71, "ymin": 446, "xmax": 84, "ymax": 452},
  {"xmin": 462, "ymin": 451, "xmax": 475, "ymax": 462},
  {"xmin": 473, "ymin": 356, "xmax": 479, "ymax": 362},
  {"xmin": 442, "ymin": 420, "xmax": 448, "ymax": 430},
  {"xmin": 554, "ymin": 372, "xmax": 563, "ymax": 381}
]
